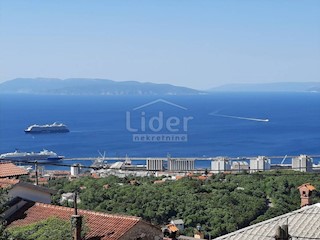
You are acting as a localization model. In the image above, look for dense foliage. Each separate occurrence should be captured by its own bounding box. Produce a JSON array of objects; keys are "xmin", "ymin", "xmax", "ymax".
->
[
  {"xmin": 7, "ymin": 217, "xmax": 72, "ymax": 240},
  {"xmin": 48, "ymin": 171, "xmax": 320, "ymax": 238}
]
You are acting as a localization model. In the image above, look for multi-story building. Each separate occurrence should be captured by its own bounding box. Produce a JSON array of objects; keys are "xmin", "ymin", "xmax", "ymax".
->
[
  {"xmin": 231, "ymin": 161, "xmax": 249, "ymax": 173},
  {"xmin": 211, "ymin": 157, "xmax": 231, "ymax": 173},
  {"xmin": 292, "ymin": 155, "xmax": 313, "ymax": 172},
  {"xmin": 168, "ymin": 158, "xmax": 195, "ymax": 171},
  {"xmin": 146, "ymin": 158, "xmax": 164, "ymax": 171},
  {"xmin": 250, "ymin": 156, "xmax": 271, "ymax": 173}
]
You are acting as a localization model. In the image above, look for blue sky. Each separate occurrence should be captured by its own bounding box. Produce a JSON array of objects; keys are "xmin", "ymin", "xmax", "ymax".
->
[{"xmin": 0, "ymin": 0, "xmax": 319, "ymax": 89}]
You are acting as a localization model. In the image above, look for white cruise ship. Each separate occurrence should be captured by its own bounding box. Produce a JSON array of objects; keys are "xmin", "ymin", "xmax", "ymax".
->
[
  {"xmin": 25, "ymin": 122, "xmax": 69, "ymax": 133},
  {"xmin": 0, "ymin": 149, "xmax": 64, "ymax": 161}
]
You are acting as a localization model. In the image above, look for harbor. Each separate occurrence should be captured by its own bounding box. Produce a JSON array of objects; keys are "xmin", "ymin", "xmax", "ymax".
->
[{"xmin": 5, "ymin": 154, "xmax": 319, "ymax": 176}]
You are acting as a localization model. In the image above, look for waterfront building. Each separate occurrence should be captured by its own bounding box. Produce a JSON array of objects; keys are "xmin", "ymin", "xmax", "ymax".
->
[
  {"xmin": 70, "ymin": 164, "xmax": 80, "ymax": 176},
  {"xmin": 292, "ymin": 154, "xmax": 313, "ymax": 172},
  {"xmin": 168, "ymin": 158, "xmax": 195, "ymax": 171},
  {"xmin": 146, "ymin": 158, "xmax": 164, "ymax": 171},
  {"xmin": 250, "ymin": 156, "xmax": 271, "ymax": 173},
  {"xmin": 231, "ymin": 161, "xmax": 249, "ymax": 173},
  {"xmin": 211, "ymin": 157, "xmax": 231, "ymax": 173}
]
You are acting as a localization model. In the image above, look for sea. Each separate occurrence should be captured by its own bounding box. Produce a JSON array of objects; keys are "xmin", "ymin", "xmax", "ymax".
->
[{"xmin": 0, "ymin": 92, "xmax": 319, "ymax": 170}]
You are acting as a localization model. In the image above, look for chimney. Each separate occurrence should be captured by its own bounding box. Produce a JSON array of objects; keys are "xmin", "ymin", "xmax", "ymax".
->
[
  {"xmin": 275, "ymin": 225, "xmax": 289, "ymax": 240},
  {"xmin": 298, "ymin": 183, "xmax": 316, "ymax": 207},
  {"xmin": 71, "ymin": 192, "xmax": 82, "ymax": 240}
]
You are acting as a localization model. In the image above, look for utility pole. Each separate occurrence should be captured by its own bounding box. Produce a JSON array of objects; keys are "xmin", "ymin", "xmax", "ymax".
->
[
  {"xmin": 34, "ymin": 161, "xmax": 39, "ymax": 186},
  {"xmin": 71, "ymin": 192, "xmax": 82, "ymax": 240}
]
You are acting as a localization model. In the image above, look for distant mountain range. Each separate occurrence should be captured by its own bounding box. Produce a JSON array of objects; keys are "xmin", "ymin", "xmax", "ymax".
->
[
  {"xmin": 0, "ymin": 78, "xmax": 319, "ymax": 95},
  {"xmin": 0, "ymin": 78, "xmax": 203, "ymax": 95},
  {"xmin": 209, "ymin": 82, "xmax": 320, "ymax": 92}
]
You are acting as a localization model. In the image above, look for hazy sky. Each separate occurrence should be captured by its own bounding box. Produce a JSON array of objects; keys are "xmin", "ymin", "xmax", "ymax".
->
[{"xmin": 0, "ymin": 0, "xmax": 319, "ymax": 90}]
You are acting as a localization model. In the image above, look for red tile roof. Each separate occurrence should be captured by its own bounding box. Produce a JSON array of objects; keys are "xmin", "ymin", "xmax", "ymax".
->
[
  {"xmin": 298, "ymin": 183, "xmax": 316, "ymax": 191},
  {"xmin": 7, "ymin": 202, "xmax": 144, "ymax": 240},
  {"xmin": 167, "ymin": 224, "xmax": 179, "ymax": 232},
  {"xmin": 0, "ymin": 162, "xmax": 28, "ymax": 178},
  {"xmin": 0, "ymin": 178, "xmax": 19, "ymax": 188}
]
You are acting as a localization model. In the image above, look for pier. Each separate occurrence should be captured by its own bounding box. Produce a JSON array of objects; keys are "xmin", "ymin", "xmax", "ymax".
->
[{"xmin": 63, "ymin": 155, "xmax": 320, "ymax": 161}]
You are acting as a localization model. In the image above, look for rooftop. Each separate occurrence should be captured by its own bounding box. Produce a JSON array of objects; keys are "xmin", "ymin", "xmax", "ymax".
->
[
  {"xmin": 13, "ymin": 182, "xmax": 57, "ymax": 195},
  {"xmin": 0, "ymin": 178, "xmax": 20, "ymax": 188},
  {"xmin": 6, "ymin": 201, "xmax": 154, "ymax": 240},
  {"xmin": 171, "ymin": 219, "xmax": 184, "ymax": 225},
  {"xmin": 298, "ymin": 183, "xmax": 316, "ymax": 191},
  {"xmin": 0, "ymin": 162, "xmax": 28, "ymax": 178},
  {"xmin": 213, "ymin": 203, "xmax": 320, "ymax": 240}
]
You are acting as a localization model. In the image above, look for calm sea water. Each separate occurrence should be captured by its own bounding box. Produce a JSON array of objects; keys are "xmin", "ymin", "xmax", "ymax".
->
[{"xmin": 0, "ymin": 93, "xmax": 319, "ymax": 169}]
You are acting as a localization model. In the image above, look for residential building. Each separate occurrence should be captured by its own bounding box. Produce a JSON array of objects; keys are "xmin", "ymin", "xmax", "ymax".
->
[
  {"xmin": 0, "ymin": 178, "xmax": 20, "ymax": 189},
  {"xmin": 8, "ymin": 182, "xmax": 56, "ymax": 204},
  {"xmin": 4, "ymin": 200, "xmax": 163, "ymax": 240},
  {"xmin": 60, "ymin": 192, "xmax": 81, "ymax": 204},
  {"xmin": 213, "ymin": 203, "xmax": 320, "ymax": 240},
  {"xmin": 170, "ymin": 219, "xmax": 184, "ymax": 232},
  {"xmin": 0, "ymin": 162, "xmax": 28, "ymax": 178}
]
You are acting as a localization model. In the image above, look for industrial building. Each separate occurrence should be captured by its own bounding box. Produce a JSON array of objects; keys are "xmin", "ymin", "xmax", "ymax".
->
[
  {"xmin": 211, "ymin": 157, "xmax": 231, "ymax": 173},
  {"xmin": 292, "ymin": 155, "xmax": 313, "ymax": 172},
  {"xmin": 250, "ymin": 156, "xmax": 271, "ymax": 173},
  {"xmin": 168, "ymin": 158, "xmax": 195, "ymax": 171},
  {"xmin": 146, "ymin": 158, "xmax": 164, "ymax": 171}
]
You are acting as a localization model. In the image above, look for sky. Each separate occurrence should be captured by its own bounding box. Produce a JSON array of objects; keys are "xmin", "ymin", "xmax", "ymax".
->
[{"xmin": 0, "ymin": 0, "xmax": 319, "ymax": 90}]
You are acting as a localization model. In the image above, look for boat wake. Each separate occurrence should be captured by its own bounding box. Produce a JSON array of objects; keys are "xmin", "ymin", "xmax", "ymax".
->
[{"xmin": 209, "ymin": 112, "xmax": 269, "ymax": 122}]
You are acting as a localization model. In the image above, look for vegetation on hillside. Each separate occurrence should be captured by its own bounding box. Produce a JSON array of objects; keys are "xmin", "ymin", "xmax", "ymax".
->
[{"xmin": 47, "ymin": 171, "xmax": 320, "ymax": 238}]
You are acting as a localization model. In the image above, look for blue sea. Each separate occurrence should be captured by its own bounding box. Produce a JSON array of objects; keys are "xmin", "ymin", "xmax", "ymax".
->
[{"xmin": 0, "ymin": 93, "xmax": 319, "ymax": 170}]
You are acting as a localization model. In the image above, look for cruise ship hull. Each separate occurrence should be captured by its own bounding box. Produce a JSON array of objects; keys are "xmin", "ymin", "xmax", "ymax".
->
[
  {"xmin": 24, "ymin": 123, "xmax": 69, "ymax": 133},
  {"xmin": 25, "ymin": 129, "xmax": 69, "ymax": 133},
  {"xmin": 0, "ymin": 156, "xmax": 63, "ymax": 162},
  {"xmin": 0, "ymin": 150, "xmax": 64, "ymax": 162}
]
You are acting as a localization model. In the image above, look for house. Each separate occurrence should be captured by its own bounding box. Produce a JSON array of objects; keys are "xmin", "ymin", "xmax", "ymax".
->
[
  {"xmin": 170, "ymin": 219, "xmax": 185, "ymax": 232},
  {"xmin": 60, "ymin": 192, "xmax": 81, "ymax": 204},
  {"xmin": 0, "ymin": 162, "xmax": 28, "ymax": 178},
  {"xmin": 4, "ymin": 200, "xmax": 163, "ymax": 240},
  {"xmin": 0, "ymin": 178, "xmax": 20, "ymax": 189},
  {"xmin": 213, "ymin": 203, "xmax": 320, "ymax": 240},
  {"xmin": 163, "ymin": 223, "xmax": 179, "ymax": 239},
  {"xmin": 8, "ymin": 182, "xmax": 57, "ymax": 204}
]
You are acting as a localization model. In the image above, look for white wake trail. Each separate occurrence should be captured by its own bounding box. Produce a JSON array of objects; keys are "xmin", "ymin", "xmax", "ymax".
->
[{"xmin": 210, "ymin": 113, "xmax": 269, "ymax": 122}]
